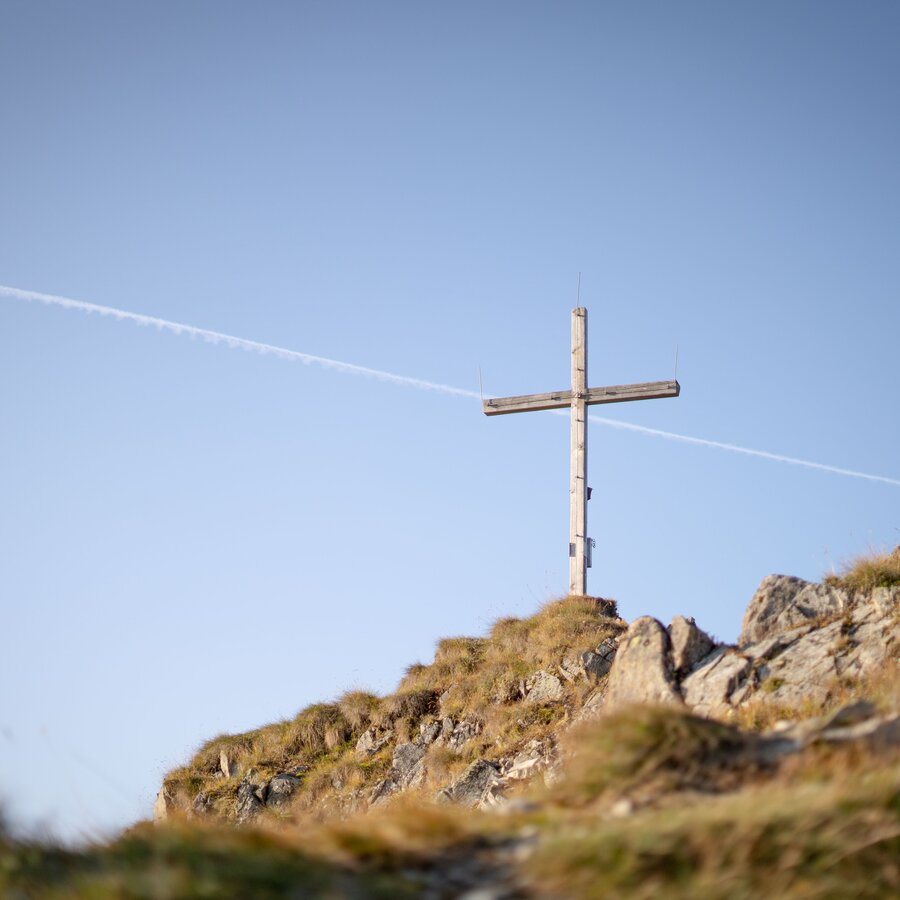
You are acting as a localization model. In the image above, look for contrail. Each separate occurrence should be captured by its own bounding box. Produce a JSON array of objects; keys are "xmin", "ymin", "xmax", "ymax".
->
[
  {"xmin": 0, "ymin": 284, "xmax": 477, "ymax": 400},
  {"xmin": 587, "ymin": 414, "xmax": 900, "ymax": 487},
  {"xmin": 3, "ymin": 283, "xmax": 898, "ymax": 488}
]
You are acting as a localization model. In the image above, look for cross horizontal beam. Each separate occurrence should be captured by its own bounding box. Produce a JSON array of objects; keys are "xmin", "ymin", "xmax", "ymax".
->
[{"xmin": 482, "ymin": 379, "xmax": 680, "ymax": 416}]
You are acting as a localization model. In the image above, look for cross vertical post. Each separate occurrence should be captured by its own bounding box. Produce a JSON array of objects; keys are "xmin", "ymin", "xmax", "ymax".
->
[
  {"xmin": 569, "ymin": 307, "xmax": 588, "ymax": 595},
  {"xmin": 482, "ymin": 306, "xmax": 680, "ymax": 596}
]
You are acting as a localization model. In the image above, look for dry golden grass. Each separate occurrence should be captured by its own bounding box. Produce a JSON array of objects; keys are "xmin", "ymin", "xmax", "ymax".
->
[
  {"xmin": 826, "ymin": 546, "xmax": 900, "ymax": 592},
  {"xmin": 419, "ymin": 742, "xmax": 468, "ymax": 788},
  {"xmin": 527, "ymin": 595, "xmax": 618, "ymax": 664},
  {"xmin": 190, "ymin": 730, "xmax": 258, "ymax": 774},
  {"xmin": 527, "ymin": 757, "xmax": 900, "ymax": 900},
  {"xmin": 162, "ymin": 594, "xmax": 625, "ymax": 823},
  {"xmin": 377, "ymin": 688, "xmax": 437, "ymax": 725},
  {"xmin": 337, "ymin": 690, "xmax": 381, "ymax": 731},
  {"xmin": 290, "ymin": 703, "xmax": 350, "ymax": 755},
  {"xmin": 552, "ymin": 705, "xmax": 753, "ymax": 807},
  {"xmin": 300, "ymin": 795, "xmax": 493, "ymax": 869}
]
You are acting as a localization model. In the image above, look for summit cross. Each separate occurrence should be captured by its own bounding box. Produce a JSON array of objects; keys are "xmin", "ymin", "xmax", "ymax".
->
[{"xmin": 483, "ymin": 307, "xmax": 680, "ymax": 596}]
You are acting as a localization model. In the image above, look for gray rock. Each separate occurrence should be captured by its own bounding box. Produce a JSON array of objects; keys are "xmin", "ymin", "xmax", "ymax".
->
[
  {"xmin": 576, "ymin": 686, "xmax": 607, "ymax": 719},
  {"xmin": 219, "ymin": 749, "xmax": 239, "ymax": 779},
  {"xmin": 502, "ymin": 740, "xmax": 554, "ymax": 782},
  {"xmin": 235, "ymin": 779, "xmax": 264, "ymax": 824},
  {"xmin": 740, "ymin": 575, "xmax": 850, "ymax": 645},
  {"xmin": 524, "ymin": 670, "xmax": 564, "ymax": 704},
  {"xmin": 392, "ymin": 742, "xmax": 426, "ymax": 788},
  {"xmin": 368, "ymin": 778, "xmax": 398, "ymax": 806},
  {"xmin": 740, "ymin": 626, "xmax": 815, "ymax": 664},
  {"xmin": 840, "ymin": 621, "xmax": 891, "ymax": 676},
  {"xmin": 447, "ymin": 720, "xmax": 481, "ymax": 750},
  {"xmin": 558, "ymin": 654, "xmax": 584, "ymax": 683},
  {"xmin": 686, "ymin": 583, "xmax": 896, "ymax": 715},
  {"xmin": 191, "ymin": 792, "xmax": 212, "ymax": 818},
  {"xmin": 818, "ymin": 715, "xmax": 900, "ymax": 750},
  {"xmin": 418, "ymin": 719, "xmax": 442, "ymax": 745},
  {"xmin": 392, "ymin": 741, "xmax": 425, "ymax": 772},
  {"xmin": 438, "ymin": 690, "xmax": 453, "ymax": 718},
  {"xmin": 822, "ymin": 700, "xmax": 877, "ymax": 729},
  {"xmin": 436, "ymin": 759, "xmax": 502, "ymax": 807},
  {"xmin": 582, "ymin": 637, "xmax": 618, "ymax": 680},
  {"xmin": 682, "ymin": 649, "xmax": 751, "ymax": 716},
  {"xmin": 758, "ymin": 707, "xmax": 899, "ymax": 761},
  {"xmin": 266, "ymin": 773, "xmax": 302, "ymax": 808},
  {"xmin": 604, "ymin": 616, "xmax": 681, "ymax": 708},
  {"xmin": 356, "ymin": 727, "xmax": 393, "ymax": 755},
  {"xmin": 668, "ymin": 616, "xmax": 716, "ymax": 676},
  {"xmin": 851, "ymin": 586, "xmax": 900, "ymax": 625},
  {"xmin": 152, "ymin": 788, "xmax": 172, "ymax": 823},
  {"xmin": 756, "ymin": 621, "xmax": 843, "ymax": 706},
  {"xmin": 456, "ymin": 888, "xmax": 508, "ymax": 900},
  {"xmin": 839, "ymin": 594, "xmax": 899, "ymax": 678}
]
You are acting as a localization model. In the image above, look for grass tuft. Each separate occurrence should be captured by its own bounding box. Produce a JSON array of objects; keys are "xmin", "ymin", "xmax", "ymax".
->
[
  {"xmin": 528, "ymin": 760, "xmax": 900, "ymax": 900},
  {"xmin": 287, "ymin": 704, "xmax": 351, "ymax": 757},
  {"xmin": 825, "ymin": 546, "xmax": 900, "ymax": 592},
  {"xmin": 337, "ymin": 690, "xmax": 381, "ymax": 731},
  {"xmin": 554, "ymin": 705, "xmax": 752, "ymax": 806}
]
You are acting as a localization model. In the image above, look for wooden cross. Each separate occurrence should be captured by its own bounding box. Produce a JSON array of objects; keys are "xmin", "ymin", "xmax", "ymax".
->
[{"xmin": 483, "ymin": 307, "xmax": 680, "ymax": 596}]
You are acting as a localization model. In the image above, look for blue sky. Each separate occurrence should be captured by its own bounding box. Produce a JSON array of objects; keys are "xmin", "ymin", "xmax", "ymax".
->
[{"xmin": 1, "ymin": 1, "xmax": 898, "ymax": 841}]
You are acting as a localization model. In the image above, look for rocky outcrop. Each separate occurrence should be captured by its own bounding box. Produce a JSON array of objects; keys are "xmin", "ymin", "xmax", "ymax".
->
[
  {"xmin": 525, "ymin": 671, "xmax": 564, "ymax": 704},
  {"xmin": 219, "ymin": 749, "xmax": 239, "ymax": 779},
  {"xmin": 682, "ymin": 649, "xmax": 751, "ymax": 716},
  {"xmin": 266, "ymin": 773, "xmax": 302, "ymax": 809},
  {"xmin": 575, "ymin": 580, "xmax": 897, "ymax": 722},
  {"xmin": 445, "ymin": 720, "xmax": 480, "ymax": 749},
  {"xmin": 669, "ymin": 615, "xmax": 716, "ymax": 676},
  {"xmin": 499, "ymin": 739, "xmax": 554, "ymax": 783},
  {"xmin": 604, "ymin": 616, "xmax": 681, "ymax": 708},
  {"xmin": 759, "ymin": 701, "xmax": 900, "ymax": 761},
  {"xmin": 235, "ymin": 779, "xmax": 265, "ymax": 824},
  {"xmin": 156, "ymin": 578, "xmax": 898, "ymax": 826},
  {"xmin": 739, "ymin": 575, "xmax": 850, "ymax": 645},
  {"xmin": 152, "ymin": 787, "xmax": 173, "ymax": 823},
  {"xmin": 582, "ymin": 636, "xmax": 618, "ymax": 680},
  {"xmin": 436, "ymin": 760, "xmax": 502, "ymax": 807},
  {"xmin": 356, "ymin": 727, "xmax": 393, "ymax": 755},
  {"xmin": 682, "ymin": 582, "xmax": 898, "ymax": 718},
  {"xmin": 392, "ymin": 742, "xmax": 426, "ymax": 789}
]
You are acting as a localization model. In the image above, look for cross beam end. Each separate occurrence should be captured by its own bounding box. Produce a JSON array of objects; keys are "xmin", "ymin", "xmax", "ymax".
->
[
  {"xmin": 483, "ymin": 390, "xmax": 572, "ymax": 416},
  {"xmin": 585, "ymin": 380, "xmax": 680, "ymax": 406}
]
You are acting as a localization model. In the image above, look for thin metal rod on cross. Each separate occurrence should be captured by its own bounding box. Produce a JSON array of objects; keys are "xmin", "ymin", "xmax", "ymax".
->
[{"xmin": 484, "ymin": 307, "xmax": 680, "ymax": 596}]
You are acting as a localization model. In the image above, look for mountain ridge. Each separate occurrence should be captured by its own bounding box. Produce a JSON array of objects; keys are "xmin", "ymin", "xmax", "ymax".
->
[{"xmin": 3, "ymin": 550, "xmax": 898, "ymax": 898}]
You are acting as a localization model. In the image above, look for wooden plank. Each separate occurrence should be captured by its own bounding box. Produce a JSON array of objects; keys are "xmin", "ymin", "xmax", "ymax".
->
[
  {"xmin": 482, "ymin": 380, "xmax": 678, "ymax": 415},
  {"xmin": 569, "ymin": 307, "xmax": 588, "ymax": 596},
  {"xmin": 482, "ymin": 390, "xmax": 572, "ymax": 416},
  {"xmin": 584, "ymin": 380, "xmax": 680, "ymax": 405}
]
